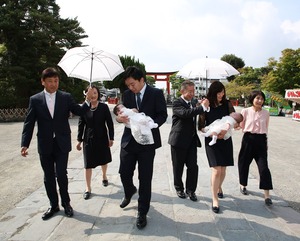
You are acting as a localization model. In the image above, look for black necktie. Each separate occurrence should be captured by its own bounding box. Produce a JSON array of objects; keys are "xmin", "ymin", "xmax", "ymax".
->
[
  {"xmin": 187, "ymin": 102, "xmax": 191, "ymax": 108},
  {"xmin": 136, "ymin": 92, "xmax": 141, "ymax": 109}
]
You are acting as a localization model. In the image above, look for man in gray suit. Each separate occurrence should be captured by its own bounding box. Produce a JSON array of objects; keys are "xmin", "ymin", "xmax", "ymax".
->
[
  {"xmin": 168, "ymin": 80, "xmax": 209, "ymax": 201},
  {"xmin": 21, "ymin": 67, "xmax": 93, "ymax": 220}
]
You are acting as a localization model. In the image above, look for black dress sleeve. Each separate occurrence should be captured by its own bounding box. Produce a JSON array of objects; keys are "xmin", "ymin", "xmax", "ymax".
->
[{"xmin": 77, "ymin": 115, "xmax": 86, "ymax": 142}]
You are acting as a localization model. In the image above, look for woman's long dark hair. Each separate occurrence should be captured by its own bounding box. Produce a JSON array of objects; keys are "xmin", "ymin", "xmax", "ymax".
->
[{"xmin": 206, "ymin": 81, "xmax": 227, "ymax": 107}]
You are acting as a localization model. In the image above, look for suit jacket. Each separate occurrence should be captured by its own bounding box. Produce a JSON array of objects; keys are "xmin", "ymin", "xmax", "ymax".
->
[
  {"xmin": 121, "ymin": 84, "xmax": 167, "ymax": 150},
  {"xmin": 168, "ymin": 97, "xmax": 205, "ymax": 149},
  {"xmin": 21, "ymin": 90, "xmax": 89, "ymax": 154},
  {"xmin": 77, "ymin": 102, "xmax": 114, "ymax": 163}
]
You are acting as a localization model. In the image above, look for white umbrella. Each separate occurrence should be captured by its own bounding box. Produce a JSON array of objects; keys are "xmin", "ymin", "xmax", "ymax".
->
[
  {"xmin": 58, "ymin": 46, "xmax": 124, "ymax": 84},
  {"xmin": 177, "ymin": 57, "xmax": 239, "ymax": 94},
  {"xmin": 177, "ymin": 57, "xmax": 239, "ymax": 79}
]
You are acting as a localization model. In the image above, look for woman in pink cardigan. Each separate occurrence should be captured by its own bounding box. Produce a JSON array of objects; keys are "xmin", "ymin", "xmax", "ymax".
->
[{"xmin": 238, "ymin": 90, "xmax": 273, "ymax": 206}]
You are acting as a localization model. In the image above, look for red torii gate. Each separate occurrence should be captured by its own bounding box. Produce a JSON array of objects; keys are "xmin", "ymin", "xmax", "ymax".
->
[{"xmin": 146, "ymin": 71, "xmax": 177, "ymax": 95}]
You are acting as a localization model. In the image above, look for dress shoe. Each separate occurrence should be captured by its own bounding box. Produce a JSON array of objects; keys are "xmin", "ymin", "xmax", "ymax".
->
[
  {"xmin": 42, "ymin": 206, "xmax": 59, "ymax": 220},
  {"xmin": 120, "ymin": 186, "xmax": 137, "ymax": 208},
  {"xmin": 217, "ymin": 192, "xmax": 224, "ymax": 199},
  {"xmin": 102, "ymin": 180, "xmax": 108, "ymax": 187},
  {"xmin": 136, "ymin": 212, "xmax": 147, "ymax": 229},
  {"xmin": 212, "ymin": 205, "xmax": 220, "ymax": 213},
  {"xmin": 217, "ymin": 188, "xmax": 224, "ymax": 198},
  {"xmin": 240, "ymin": 187, "xmax": 248, "ymax": 195},
  {"xmin": 62, "ymin": 203, "xmax": 74, "ymax": 217},
  {"xmin": 176, "ymin": 190, "xmax": 186, "ymax": 199},
  {"xmin": 186, "ymin": 192, "xmax": 198, "ymax": 201},
  {"xmin": 83, "ymin": 191, "xmax": 91, "ymax": 200},
  {"xmin": 265, "ymin": 198, "xmax": 273, "ymax": 206}
]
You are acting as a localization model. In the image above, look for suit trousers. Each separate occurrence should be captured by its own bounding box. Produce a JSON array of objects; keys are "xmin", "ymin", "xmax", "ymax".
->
[
  {"xmin": 170, "ymin": 136, "xmax": 199, "ymax": 193},
  {"xmin": 39, "ymin": 138, "xmax": 70, "ymax": 207},
  {"xmin": 119, "ymin": 140, "xmax": 155, "ymax": 215},
  {"xmin": 238, "ymin": 132, "xmax": 273, "ymax": 190}
]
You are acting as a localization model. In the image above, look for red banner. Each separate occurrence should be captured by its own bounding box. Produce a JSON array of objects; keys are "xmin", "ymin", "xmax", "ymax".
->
[
  {"xmin": 292, "ymin": 111, "xmax": 300, "ymax": 121},
  {"xmin": 285, "ymin": 89, "xmax": 300, "ymax": 104}
]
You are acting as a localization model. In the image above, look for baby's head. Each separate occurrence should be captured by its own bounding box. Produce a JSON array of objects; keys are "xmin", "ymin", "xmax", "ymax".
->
[
  {"xmin": 113, "ymin": 104, "xmax": 124, "ymax": 116},
  {"xmin": 230, "ymin": 112, "xmax": 243, "ymax": 123}
]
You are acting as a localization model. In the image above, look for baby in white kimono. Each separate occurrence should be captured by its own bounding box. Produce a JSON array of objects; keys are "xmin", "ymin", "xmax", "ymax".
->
[
  {"xmin": 201, "ymin": 112, "xmax": 243, "ymax": 146},
  {"xmin": 113, "ymin": 104, "xmax": 158, "ymax": 145}
]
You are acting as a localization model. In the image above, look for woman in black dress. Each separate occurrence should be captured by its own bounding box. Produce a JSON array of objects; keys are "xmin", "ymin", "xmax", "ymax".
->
[
  {"xmin": 77, "ymin": 86, "xmax": 114, "ymax": 200},
  {"xmin": 198, "ymin": 81, "xmax": 235, "ymax": 213}
]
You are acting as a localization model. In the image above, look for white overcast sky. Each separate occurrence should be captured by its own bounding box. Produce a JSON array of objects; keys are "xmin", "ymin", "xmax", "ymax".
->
[{"xmin": 56, "ymin": 0, "xmax": 300, "ymax": 73}]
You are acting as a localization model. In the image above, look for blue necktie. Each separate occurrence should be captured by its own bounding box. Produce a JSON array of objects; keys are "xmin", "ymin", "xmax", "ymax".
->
[{"xmin": 136, "ymin": 92, "xmax": 141, "ymax": 109}]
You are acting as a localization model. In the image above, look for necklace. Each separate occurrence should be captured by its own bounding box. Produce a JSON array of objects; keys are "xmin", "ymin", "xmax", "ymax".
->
[{"xmin": 90, "ymin": 102, "xmax": 99, "ymax": 112}]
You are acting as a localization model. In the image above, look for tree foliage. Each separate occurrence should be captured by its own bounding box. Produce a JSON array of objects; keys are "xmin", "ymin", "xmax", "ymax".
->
[
  {"xmin": 169, "ymin": 73, "xmax": 185, "ymax": 97},
  {"xmin": 221, "ymin": 54, "xmax": 245, "ymax": 70},
  {"xmin": 225, "ymin": 81, "xmax": 255, "ymax": 100},
  {"xmin": 103, "ymin": 55, "xmax": 155, "ymax": 94},
  {"xmin": 0, "ymin": 0, "xmax": 87, "ymax": 108},
  {"xmin": 261, "ymin": 48, "xmax": 300, "ymax": 96},
  {"xmin": 234, "ymin": 66, "xmax": 263, "ymax": 87},
  {"xmin": 221, "ymin": 54, "xmax": 245, "ymax": 81},
  {"xmin": 225, "ymin": 48, "xmax": 300, "ymax": 105}
]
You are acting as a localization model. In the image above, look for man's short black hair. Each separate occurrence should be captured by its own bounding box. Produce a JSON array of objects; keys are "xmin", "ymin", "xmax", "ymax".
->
[
  {"xmin": 41, "ymin": 67, "xmax": 60, "ymax": 80},
  {"xmin": 123, "ymin": 66, "xmax": 146, "ymax": 82}
]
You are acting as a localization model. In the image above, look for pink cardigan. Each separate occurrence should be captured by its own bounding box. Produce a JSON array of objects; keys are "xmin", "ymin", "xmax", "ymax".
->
[{"xmin": 240, "ymin": 107, "xmax": 269, "ymax": 134}]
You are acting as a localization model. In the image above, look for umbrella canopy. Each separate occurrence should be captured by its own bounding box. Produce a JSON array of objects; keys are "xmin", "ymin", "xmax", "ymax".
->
[
  {"xmin": 177, "ymin": 57, "xmax": 239, "ymax": 79},
  {"xmin": 58, "ymin": 46, "xmax": 124, "ymax": 83}
]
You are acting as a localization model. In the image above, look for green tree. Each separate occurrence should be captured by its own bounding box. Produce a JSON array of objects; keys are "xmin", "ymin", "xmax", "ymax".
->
[
  {"xmin": 233, "ymin": 66, "xmax": 268, "ymax": 88},
  {"xmin": 261, "ymin": 48, "xmax": 300, "ymax": 96},
  {"xmin": 221, "ymin": 54, "xmax": 245, "ymax": 81},
  {"xmin": 221, "ymin": 54, "xmax": 245, "ymax": 70},
  {"xmin": 225, "ymin": 81, "xmax": 255, "ymax": 100},
  {"xmin": 0, "ymin": 0, "xmax": 87, "ymax": 108},
  {"xmin": 145, "ymin": 75, "xmax": 156, "ymax": 87},
  {"xmin": 103, "ymin": 55, "xmax": 155, "ymax": 94},
  {"xmin": 169, "ymin": 73, "xmax": 185, "ymax": 97}
]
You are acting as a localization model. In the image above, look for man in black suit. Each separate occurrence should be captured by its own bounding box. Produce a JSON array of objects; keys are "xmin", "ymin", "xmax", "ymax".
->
[
  {"xmin": 21, "ymin": 67, "xmax": 93, "ymax": 220},
  {"xmin": 116, "ymin": 66, "xmax": 167, "ymax": 229},
  {"xmin": 168, "ymin": 80, "xmax": 209, "ymax": 201}
]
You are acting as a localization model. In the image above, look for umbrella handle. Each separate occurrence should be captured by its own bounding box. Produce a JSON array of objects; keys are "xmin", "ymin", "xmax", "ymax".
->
[{"xmin": 90, "ymin": 52, "xmax": 94, "ymax": 86}]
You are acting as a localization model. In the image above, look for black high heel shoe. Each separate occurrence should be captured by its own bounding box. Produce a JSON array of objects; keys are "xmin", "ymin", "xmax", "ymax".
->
[
  {"xmin": 265, "ymin": 198, "xmax": 273, "ymax": 206},
  {"xmin": 102, "ymin": 180, "xmax": 108, "ymax": 187},
  {"xmin": 217, "ymin": 187, "xmax": 224, "ymax": 198},
  {"xmin": 240, "ymin": 187, "xmax": 248, "ymax": 195},
  {"xmin": 217, "ymin": 192, "xmax": 224, "ymax": 198},
  {"xmin": 212, "ymin": 205, "xmax": 220, "ymax": 213}
]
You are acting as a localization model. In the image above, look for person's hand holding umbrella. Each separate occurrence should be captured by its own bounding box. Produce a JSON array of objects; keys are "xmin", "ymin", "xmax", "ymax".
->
[{"xmin": 85, "ymin": 87, "xmax": 94, "ymax": 103}]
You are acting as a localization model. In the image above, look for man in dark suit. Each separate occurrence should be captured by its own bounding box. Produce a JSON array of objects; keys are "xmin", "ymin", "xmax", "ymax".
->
[
  {"xmin": 21, "ymin": 67, "xmax": 93, "ymax": 220},
  {"xmin": 116, "ymin": 66, "xmax": 167, "ymax": 229},
  {"xmin": 168, "ymin": 80, "xmax": 209, "ymax": 201}
]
